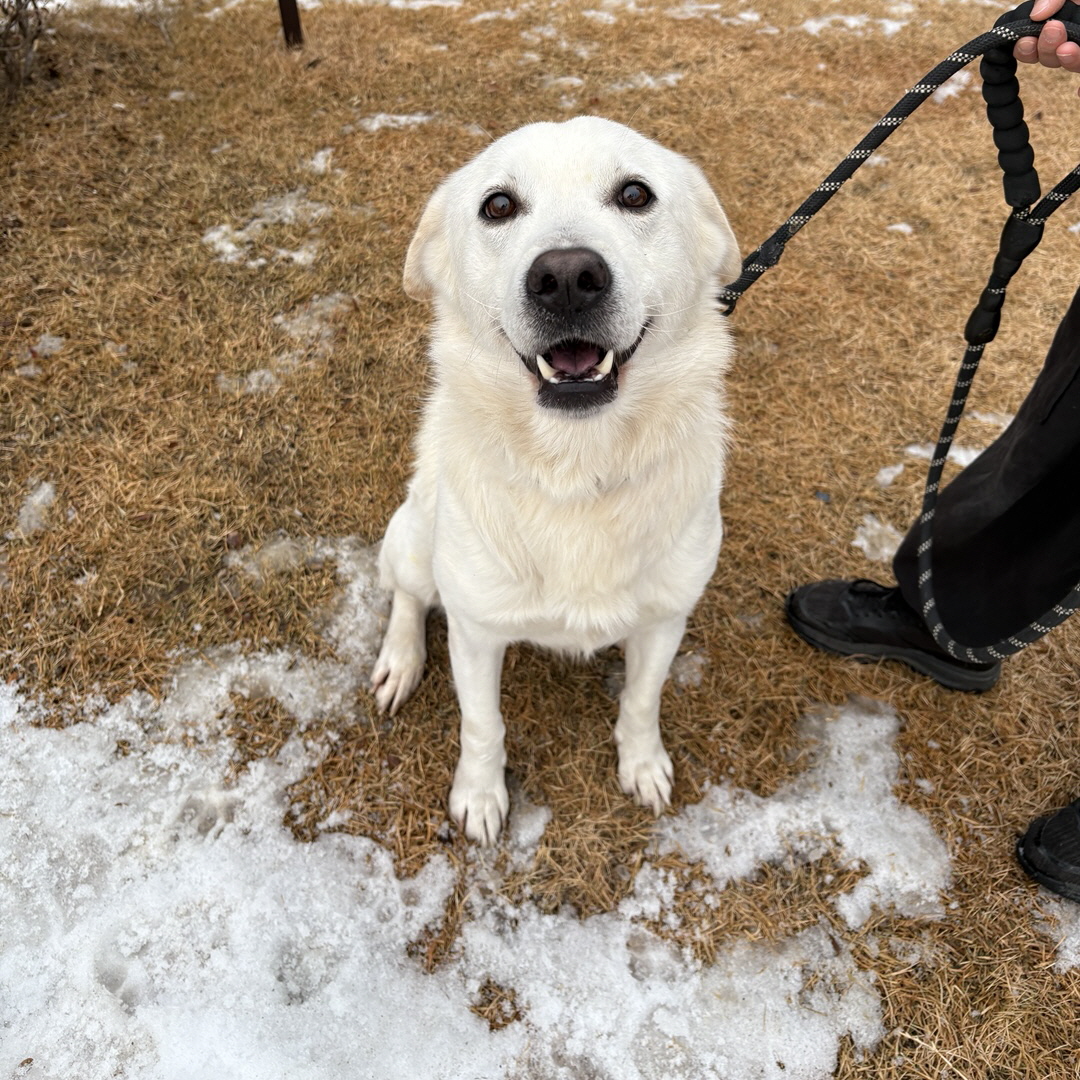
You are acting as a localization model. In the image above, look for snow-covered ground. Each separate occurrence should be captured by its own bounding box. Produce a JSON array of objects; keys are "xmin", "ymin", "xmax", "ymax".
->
[
  {"xmin": 2, "ymin": 531, "xmax": 1077, "ymax": 1080},
  {"xmin": 0, "ymin": 580, "xmax": 951, "ymax": 1079}
]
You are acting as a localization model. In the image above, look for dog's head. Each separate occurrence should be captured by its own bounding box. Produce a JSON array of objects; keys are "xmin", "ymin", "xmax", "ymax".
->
[{"xmin": 404, "ymin": 117, "xmax": 741, "ymax": 414}]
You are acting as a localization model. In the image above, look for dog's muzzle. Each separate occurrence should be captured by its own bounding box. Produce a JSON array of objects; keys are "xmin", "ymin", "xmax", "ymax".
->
[{"xmin": 519, "ymin": 247, "xmax": 644, "ymax": 413}]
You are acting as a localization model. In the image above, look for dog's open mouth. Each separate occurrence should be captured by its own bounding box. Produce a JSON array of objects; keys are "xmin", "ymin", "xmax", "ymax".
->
[{"xmin": 525, "ymin": 330, "xmax": 646, "ymax": 413}]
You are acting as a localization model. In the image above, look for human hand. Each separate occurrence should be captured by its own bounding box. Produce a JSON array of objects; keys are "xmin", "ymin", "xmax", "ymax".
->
[{"xmin": 1014, "ymin": 0, "xmax": 1080, "ymax": 93}]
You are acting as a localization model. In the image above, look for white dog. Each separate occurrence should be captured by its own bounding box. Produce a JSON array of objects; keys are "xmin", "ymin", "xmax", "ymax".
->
[{"xmin": 372, "ymin": 116, "xmax": 741, "ymax": 844}]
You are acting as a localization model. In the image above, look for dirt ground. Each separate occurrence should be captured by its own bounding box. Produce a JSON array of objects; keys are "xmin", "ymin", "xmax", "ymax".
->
[{"xmin": 3, "ymin": 0, "xmax": 1080, "ymax": 1074}]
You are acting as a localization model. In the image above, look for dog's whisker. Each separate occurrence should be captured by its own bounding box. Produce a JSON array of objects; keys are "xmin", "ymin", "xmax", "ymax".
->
[{"xmin": 462, "ymin": 290, "xmax": 501, "ymax": 315}]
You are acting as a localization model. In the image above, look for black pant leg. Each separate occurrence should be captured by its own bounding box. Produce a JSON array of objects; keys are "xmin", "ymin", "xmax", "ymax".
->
[{"xmin": 893, "ymin": 284, "xmax": 1080, "ymax": 647}]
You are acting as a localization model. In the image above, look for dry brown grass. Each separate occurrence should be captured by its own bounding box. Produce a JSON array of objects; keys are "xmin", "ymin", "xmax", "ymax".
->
[{"xmin": 4, "ymin": 0, "xmax": 1080, "ymax": 1074}]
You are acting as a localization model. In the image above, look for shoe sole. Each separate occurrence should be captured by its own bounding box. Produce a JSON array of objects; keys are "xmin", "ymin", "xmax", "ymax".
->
[{"xmin": 785, "ymin": 595, "xmax": 1000, "ymax": 693}]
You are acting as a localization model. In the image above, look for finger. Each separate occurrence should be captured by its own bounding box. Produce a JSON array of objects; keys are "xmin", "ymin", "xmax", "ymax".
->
[
  {"xmin": 1015, "ymin": 36, "xmax": 1040, "ymax": 63},
  {"xmin": 1058, "ymin": 40, "xmax": 1080, "ymax": 73},
  {"xmin": 1018, "ymin": 0, "xmax": 1069, "ymax": 64},
  {"xmin": 1031, "ymin": 0, "xmax": 1067, "ymax": 19},
  {"xmin": 1039, "ymin": 19, "xmax": 1068, "ymax": 66}
]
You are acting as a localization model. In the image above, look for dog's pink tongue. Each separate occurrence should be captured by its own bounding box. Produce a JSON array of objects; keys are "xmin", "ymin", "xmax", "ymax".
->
[{"xmin": 549, "ymin": 342, "xmax": 602, "ymax": 376}]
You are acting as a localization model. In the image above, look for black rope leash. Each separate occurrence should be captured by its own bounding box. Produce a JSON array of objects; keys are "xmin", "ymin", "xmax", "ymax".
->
[{"xmin": 721, "ymin": 0, "xmax": 1080, "ymax": 661}]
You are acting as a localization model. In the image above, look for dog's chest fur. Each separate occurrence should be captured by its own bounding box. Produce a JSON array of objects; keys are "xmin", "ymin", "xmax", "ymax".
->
[{"xmin": 416, "ymin": 341, "xmax": 729, "ymax": 652}]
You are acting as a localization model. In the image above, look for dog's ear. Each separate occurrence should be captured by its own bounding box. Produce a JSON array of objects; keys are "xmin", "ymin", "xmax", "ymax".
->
[
  {"xmin": 685, "ymin": 166, "xmax": 742, "ymax": 288},
  {"xmin": 708, "ymin": 199, "xmax": 743, "ymax": 289},
  {"xmin": 403, "ymin": 185, "xmax": 451, "ymax": 302}
]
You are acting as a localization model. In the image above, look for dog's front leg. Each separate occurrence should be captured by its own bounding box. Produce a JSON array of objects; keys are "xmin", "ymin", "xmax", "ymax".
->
[
  {"xmin": 615, "ymin": 614, "xmax": 685, "ymax": 815},
  {"xmin": 446, "ymin": 611, "xmax": 509, "ymax": 845}
]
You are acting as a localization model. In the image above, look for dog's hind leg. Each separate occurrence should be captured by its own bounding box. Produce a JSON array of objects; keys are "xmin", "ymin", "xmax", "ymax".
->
[
  {"xmin": 372, "ymin": 495, "xmax": 436, "ymax": 716},
  {"xmin": 615, "ymin": 614, "xmax": 684, "ymax": 814}
]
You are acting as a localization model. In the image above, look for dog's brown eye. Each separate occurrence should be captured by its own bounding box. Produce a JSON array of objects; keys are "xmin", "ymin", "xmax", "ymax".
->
[
  {"xmin": 618, "ymin": 182, "xmax": 652, "ymax": 210},
  {"xmin": 482, "ymin": 192, "xmax": 517, "ymax": 220}
]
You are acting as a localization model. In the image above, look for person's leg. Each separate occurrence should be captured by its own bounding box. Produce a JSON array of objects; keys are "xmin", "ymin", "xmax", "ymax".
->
[
  {"xmin": 892, "ymin": 283, "xmax": 1080, "ymax": 646},
  {"xmin": 787, "ymin": 284, "xmax": 1080, "ymax": 688},
  {"xmin": 788, "ymin": 286, "xmax": 1080, "ymax": 901}
]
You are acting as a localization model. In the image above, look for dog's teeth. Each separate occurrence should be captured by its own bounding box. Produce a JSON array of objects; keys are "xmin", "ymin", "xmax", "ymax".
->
[
  {"xmin": 596, "ymin": 350, "xmax": 615, "ymax": 376},
  {"xmin": 537, "ymin": 354, "xmax": 558, "ymax": 381}
]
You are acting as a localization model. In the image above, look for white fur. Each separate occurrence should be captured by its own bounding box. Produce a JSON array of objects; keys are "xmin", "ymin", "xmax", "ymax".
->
[{"xmin": 372, "ymin": 117, "xmax": 740, "ymax": 844}]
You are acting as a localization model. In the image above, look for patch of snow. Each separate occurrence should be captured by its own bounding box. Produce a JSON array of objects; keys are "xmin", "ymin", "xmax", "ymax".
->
[
  {"xmin": 11, "ymin": 481, "xmax": 57, "ymax": 539},
  {"xmin": 218, "ymin": 292, "xmax": 353, "ymax": 394},
  {"xmin": 0, "ymin": 674, "xmax": 898, "ymax": 1080},
  {"xmin": 357, "ymin": 112, "xmax": 434, "ymax": 132},
  {"xmin": 670, "ymin": 649, "xmax": 707, "ymax": 689},
  {"xmin": 852, "ymin": 513, "xmax": 904, "ymax": 563},
  {"xmin": 521, "ymin": 23, "xmax": 559, "ymax": 44},
  {"xmin": 14, "ymin": 333, "xmax": 64, "ymax": 366},
  {"xmin": 667, "ymin": 1, "xmax": 725, "ymax": 18},
  {"xmin": 886, "ymin": 222, "xmax": 914, "ymax": 235},
  {"xmin": 969, "ymin": 410, "xmax": 1014, "ymax": 430},
  {"xmin": 0, "ymin": 689, "xmax": 478, "ymax": 1079},
  {"xmin": 904, "ymin": 442, "xmax": 983, "ymax": 468},
  {"xmin": 543, "ymin": 74, "xmax": 585, "ymax": 90},
  {"xmin": 608, "ymin": 71, "xmax": 684, "ymax": 91},
  {"xmin": 274, "ymin": 293, "xmax": 354, "ymax": 349},
  {"xmin": 202, "ymin": 189, "xmax": 329, "ymax": 269},
  {"xmin": 224, "ymin": 531, "xmax": 318, "ymax": 583},
  {"xmin": 384, "ymin": 0, "xmax": 462, "ymax": 8},
  {"xmin": 800, "ymin": 13, "xmax": 906, "ymax": 36},
  {"xmin": 931, "ymin": 69, "xmax": 973, "ymax": 103},
  {"xmin": 666, "ymin": 2, "xmax": 774, "ymax": 28},
  {"xmin": 202, "ymin": 0, "xmax": 250, "ymax": 18},
  {"xmin": 220, "ymin": 535, "xmax": 386, "ymax": 672},
  {"xmin": 469, "ymin": 7, "xmax": 520, "ymax": 20},
  {"xmin": 875, "ymin": 463, "xmax": 905, "ymax": 487},
  {"xmin": 503, "ymin": 780, "xmax": 554, "ymax": 870},
  {"xmin": 656, "ymin": 698, "xmax": 952, "ymax": 927},
  {"xmin": 303, "ymin": 148, "xmax": 334, "ymax": 174},
  {"xmin": 1036, "ymin": 895, "xmax": 1080, "ymax": 972}
]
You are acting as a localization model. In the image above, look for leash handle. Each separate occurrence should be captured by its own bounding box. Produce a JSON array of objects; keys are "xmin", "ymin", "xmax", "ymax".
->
[
  {"xmin": 983, "ymin": 1, "xmax": 1080, "ymax": 206},
  {"xmin": 717, "ymin": 8, "xmax": 1080, "ymax": 313}
]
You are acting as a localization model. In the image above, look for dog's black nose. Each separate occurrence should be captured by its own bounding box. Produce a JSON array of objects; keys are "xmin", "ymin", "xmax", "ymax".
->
[{"xmin": 526, "ymin": 248, "xmax": 610, "ymax": 316}]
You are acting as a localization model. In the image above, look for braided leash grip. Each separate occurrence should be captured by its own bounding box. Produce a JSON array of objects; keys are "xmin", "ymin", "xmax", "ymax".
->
[{"xmin": 914, "ymin": 2, "xmax": 1080, "ymax": 663}]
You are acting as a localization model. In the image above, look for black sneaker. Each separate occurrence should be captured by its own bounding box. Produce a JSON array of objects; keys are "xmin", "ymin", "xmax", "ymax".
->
[
  {"xmin": 784, "ymin": 578, "xmax": 1000, "ymax": 692},
  {"xmin": 1017, "ymin": 800, "xmax": 1080, "ymax": 903}
]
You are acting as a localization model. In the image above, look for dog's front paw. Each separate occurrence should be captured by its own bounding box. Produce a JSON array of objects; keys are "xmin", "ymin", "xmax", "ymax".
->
[
  {"xmin": 371, "ymin": 638, "xmax": 425, "ymax": 716},
  {"xmin": 449, "ymin": 771, "xmax": 509, "ymax": 846},
  {"xmin": 617, "ymin": 744, "xmax": 674, "ymax": 816}
]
